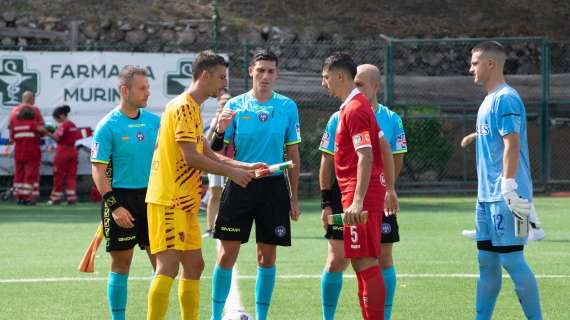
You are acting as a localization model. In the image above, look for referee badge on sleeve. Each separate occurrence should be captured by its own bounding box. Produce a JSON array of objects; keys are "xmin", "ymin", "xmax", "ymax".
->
[
  {"xmin": 320, "ymin": 132, "xmax": 330, "ymax": 148},
  {"xmin": 91, "ymin": 142, "xmax": 99, "ymax": 158}
]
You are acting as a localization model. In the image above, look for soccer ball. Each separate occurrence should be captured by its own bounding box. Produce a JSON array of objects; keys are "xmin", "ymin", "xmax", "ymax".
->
[{"xmin": 222, "ymin": 310, "xmax": 253, "ymax": 320}]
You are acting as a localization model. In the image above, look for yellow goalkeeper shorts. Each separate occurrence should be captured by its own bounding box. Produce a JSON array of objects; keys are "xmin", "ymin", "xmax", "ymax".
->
[{"xmin": 147, "ymin": 203, "xmax": 202, "ymax": 254}]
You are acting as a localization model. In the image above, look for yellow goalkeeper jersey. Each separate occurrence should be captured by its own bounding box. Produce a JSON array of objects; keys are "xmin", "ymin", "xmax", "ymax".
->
[{"xmin": 145, "ymin": 92, "xmax": 204, "ymax": 211}]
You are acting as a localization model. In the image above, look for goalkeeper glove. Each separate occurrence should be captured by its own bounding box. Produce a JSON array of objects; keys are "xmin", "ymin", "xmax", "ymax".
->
[{"xmin": 501, "ymin": 177, "xmax": 530, "ymax": 221}]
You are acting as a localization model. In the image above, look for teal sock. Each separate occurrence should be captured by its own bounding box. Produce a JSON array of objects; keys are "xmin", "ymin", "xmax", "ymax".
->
[
  {"xmin": 382, "ymin": 267, "xmax": 397, "ymax": 320},
  {"xmin": 255, "ymin": 266, "xmax": 276, "ymax": 320},
  {"xmin": 476, "ymin": 250, "xmax": 502, "ymax": 320},
  {"xmin": 321, "ymin": 271, "xmax": 343, "ymax": 320},
  {"xmin": 107, "ymin": 272, "xmax": 128, "ymax": 320},
  {"xmin": 211, "ymin": 265, "xmax": 232, "ymax": 320},
  {"xmin": 500, "ymin": 251, "xmax": 542, "ymax": 320}
]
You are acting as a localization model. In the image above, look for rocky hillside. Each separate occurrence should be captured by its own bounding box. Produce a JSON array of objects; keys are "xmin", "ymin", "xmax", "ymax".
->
[{"xmin": 1, "ymin": 0, "xmax": 569, "ymax": 49}]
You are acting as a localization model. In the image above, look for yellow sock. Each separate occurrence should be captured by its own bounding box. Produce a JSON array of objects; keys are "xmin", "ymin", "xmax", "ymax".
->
[
  {"xmin": 147, "ymin": 274, "xmax": 174, "ymax": 320},
  {"xmin": 178, "ymin": 278, "xmax": 200, "ymax": 320}
]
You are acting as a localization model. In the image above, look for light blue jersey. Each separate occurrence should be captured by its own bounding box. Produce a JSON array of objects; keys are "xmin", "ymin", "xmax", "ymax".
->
[
  {"xmin": 91, "ymin": 107, "xmax": 160, "ymax": 189},
  {"xmin": 476, "ymin": 83, "xmax": 533, "ymax": 202},
  {"xmin": 318, "ymin": 111, "xmax": 339, "ymax": 155},
  {"xmin": 224, "ymin": 91, "xmax": 301, "ymax": 167},
  {"xmin": 319, "ymin": 105, "xmax": 407, "ymax": 155},
  {"xmin": 374, "ymin": 104, "xmax": 407, "ymax": 154}
]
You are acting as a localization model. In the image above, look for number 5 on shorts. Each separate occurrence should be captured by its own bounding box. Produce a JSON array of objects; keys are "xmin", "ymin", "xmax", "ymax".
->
[{"xmin": 350, "ymin": 226, "xmax": 358, "ymax": 244}]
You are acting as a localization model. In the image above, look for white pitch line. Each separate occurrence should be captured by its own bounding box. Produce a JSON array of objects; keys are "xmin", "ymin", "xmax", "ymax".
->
[{"xmin": 2, "ymin": 273, "xmax": 570, "ymax": 284}]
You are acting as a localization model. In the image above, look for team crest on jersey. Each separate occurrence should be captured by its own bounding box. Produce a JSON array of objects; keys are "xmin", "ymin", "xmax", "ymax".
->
[
  {"xmin": 274, "ymin": 225, "xmax": 287, "ymax": 238},
  {"xmin": 380, "ymin": 173, "xmax": 386, "ymax": 187},
  {"xmin": 91, "ymin": 142, "xmax": 99, "ymax": 158},
  {"xmin": 382, "ymin": 223, "xmax": 392, "ymax": 234},
  {"xmin": 477, "ymin": 124, "xmax": 490, "ymax": 136},
  {"xmin": 136, "ymin": 131, "xmax": 145, "ymax": 141},
  {"xmin": 258, "ymin": 111, "xmax": 269, "ymax": 122},
  {"xmin": 320, "ymin": 132, "xmax": 330, "ymax": 148},
  {"xmin": 396, "ymin": 134, "xmax": 407, "ymax": 149}
]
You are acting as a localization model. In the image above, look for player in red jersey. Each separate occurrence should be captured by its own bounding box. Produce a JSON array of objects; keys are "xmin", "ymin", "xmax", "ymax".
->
[
  {"xmin": 47, "ymin": 105, "xmax": 81, "ymax": 204},
  {"xmin": 321, "ymin": 53, "xmax": 398, "ymax": 320}
]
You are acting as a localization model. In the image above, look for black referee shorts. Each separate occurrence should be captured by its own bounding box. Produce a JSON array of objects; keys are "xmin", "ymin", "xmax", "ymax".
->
[
  {"xmin": 214, "ymin": 175, "xmax": 291, "ymax": 246},
  {"xmin": 381, "ymin": 214, "xmax": 400, "ymax": 243},
  {"xmin": 324, "ymin": 180, "xmax": 344, "ymax": 240},
  {"xmin": 101, "ymin": 188, "xmax": 150, "ymax": 252}
]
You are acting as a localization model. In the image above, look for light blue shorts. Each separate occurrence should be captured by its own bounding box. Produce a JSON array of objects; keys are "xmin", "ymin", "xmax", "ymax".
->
[{"xmin": 475, "ymin": 201, "xmax": 527, "ymax": 246}]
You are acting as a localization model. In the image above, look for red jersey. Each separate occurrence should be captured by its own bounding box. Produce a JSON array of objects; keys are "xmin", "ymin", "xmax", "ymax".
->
[
  {"xmin": 10, "ymin": 119, "xmax": 41, "ymax": 161},
  {"xmin": 8, "ymin": 104, "xmax": 45, "ymax": 129},
  {"xmin": 334, "ymin": 89, "xmax": 385, "ymax": 206},
  {"xmin": 55, "ymin": 120, "xmax": 80, "ymax": 148}
]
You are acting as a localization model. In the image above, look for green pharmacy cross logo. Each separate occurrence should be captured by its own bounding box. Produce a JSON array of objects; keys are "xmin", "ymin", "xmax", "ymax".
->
[
  {"xmin": 165, "ymin": 60, "xmax": 193, "ymax": 96},
  {"xmin": 0, "ymin": 57, "xmax": 39, "ymax": 106}
]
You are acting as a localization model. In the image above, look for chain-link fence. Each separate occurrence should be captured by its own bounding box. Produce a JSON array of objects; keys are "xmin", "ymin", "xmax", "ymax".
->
[
  {"xmin": 1, "ymin": 36, "xmax": 569, "ymax": 196},
  {"xmin": 384, "ymin": 37, "xmax": 548, "ymax": 194}
]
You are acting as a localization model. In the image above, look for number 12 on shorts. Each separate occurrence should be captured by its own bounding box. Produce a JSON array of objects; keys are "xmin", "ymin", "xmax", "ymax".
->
[{"xmin": 493, "ymin": 213, "xmax": 504, "ymax": 236}]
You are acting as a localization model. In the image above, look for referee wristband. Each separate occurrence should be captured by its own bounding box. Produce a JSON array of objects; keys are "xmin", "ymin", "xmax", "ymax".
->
[
  {"xmin": 211, "ymin": 131, "xmax": 225, "ymax": 151},
  {"xmin": 321, "ymin": 189, "xmax": 332, "ymax": 209},
  {"xmin": 103, "ymin": 191, "xmax": 121, "ymax": 212}
]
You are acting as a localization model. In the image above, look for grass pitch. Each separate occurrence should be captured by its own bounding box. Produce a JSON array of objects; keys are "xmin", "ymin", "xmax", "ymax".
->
[{"xmin": 0, "ymin": 196, "xmax": 568, "ymax": 319}]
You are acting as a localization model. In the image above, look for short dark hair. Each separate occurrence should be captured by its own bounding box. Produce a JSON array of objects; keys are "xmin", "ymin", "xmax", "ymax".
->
[
  {"xmin": 117, "ymin": 65, "xmax": 147, "ymax": 89},
  {"xmin": 251, "ymin": 49, "xmax": 278, "ymax": 67},
  {"xmin": 52, "ymin": 104, "xmax": 71, "ymax": 119},
  {"xmin": 322, "ymin": 53, "xmax": 357, "ymax": 79},
  {"xmin": 192, "ymin": 50, "xmax": 228, "ymax": 81},
  {"xmin": 472, "ymin": 41, "xmax": 505, "ymax": 56}
]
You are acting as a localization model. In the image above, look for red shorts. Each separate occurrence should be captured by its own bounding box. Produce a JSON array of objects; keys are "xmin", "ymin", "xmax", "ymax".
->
[
  {"xmin": 342, "ymin": 207, "xmax": 382, "ymax": 258},
  {"xmin": 341, "ymin": 189, "xmax": 385, "ymax": 259}
]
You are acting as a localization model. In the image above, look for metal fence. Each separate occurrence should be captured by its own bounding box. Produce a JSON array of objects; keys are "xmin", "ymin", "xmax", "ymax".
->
[{"xmin": 2, "ymin": 36, "xmax": 569, "ymax": 196}]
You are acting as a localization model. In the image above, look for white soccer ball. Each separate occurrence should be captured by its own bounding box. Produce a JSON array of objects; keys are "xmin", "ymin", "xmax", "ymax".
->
[{"xmin": 222, "ymin": 310, "xmax": 253, "ymax": 320}]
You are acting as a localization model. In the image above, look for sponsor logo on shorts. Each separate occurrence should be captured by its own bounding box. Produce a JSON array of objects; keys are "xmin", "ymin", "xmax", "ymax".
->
[
  {"xmin": 332, "ymin": 225, "xmax": 343, "ymax": 231},
  {"xmin": 221, "ymin": 226, "xmax": 240, "ymax": 232},
  {"xmin": 274, "ymin": 225, "xmax": 287, "ymax": 238},
  {"xmin": 136, "ymin": 131, "xmax": 145, "ymax": 141},
  {"xmin": 382, "ymin": 223, "xmax": 392, "ymax": 234},
  {"xmin": 118, "ymin": 235, "xmax": 136, "ymax": 242},
  {"xmin": 258, "ymin": 111, "xmax": 269, "ymax": 122}
]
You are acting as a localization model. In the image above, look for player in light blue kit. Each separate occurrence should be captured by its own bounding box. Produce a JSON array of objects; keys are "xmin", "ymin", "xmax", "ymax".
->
[
  {"xmin": 91, "ymin": 65, "xmax": 160, "ymax": 320},
  {"xmin": 209, "ymin": 49, "xmax": 301, "ymax": 320},
  {"xmin": 319, "ymin": 64, "xmax": 405, "ymax": 320},
  {"xmin": 469, "ymin": 41, "xmax": 542, "ymax": 320}
]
